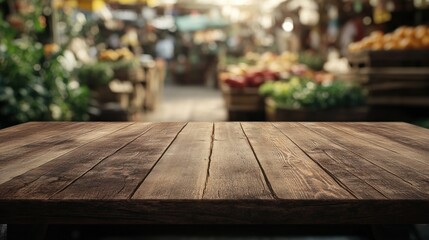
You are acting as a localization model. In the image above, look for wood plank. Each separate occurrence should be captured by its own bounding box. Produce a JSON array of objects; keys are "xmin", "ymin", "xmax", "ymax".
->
[
  {"xmin": 53, "ymin": 122, "xmax": 187, "ymax": 200},
  {"xmin": 202, "ymin": 122, "xmax": 273, "ymax": 199},
  {"xmin": 240, "ymin": 122, "xmax": 353, "ymax": 199},
  {"xmin": 347, "ymin": 122, "xmax": 429, "ymax": 152},
  {"xmin": 0, "ymin": 122, "xmax": 131, "ymax": 185},
  {"xmin": 304, "ymin": 122, "xmax": 429, "ymax": 181},
  {"xmin": 326, "ymin": 123, "xmax": 429, "ymax": 168},
  {"xmin": 132, "ymin": 122, "xmax": 211, "ymax": 199},
  {"xmin": 0, "ymin": 199, "xmax": 428, "ymax": 224},
  {"xmin": 0, "ymin": 122, "xmax": 82, "ymax": 152},
  {"xmin": 368, "ymin": 96, "xmax": 429, "ymax": 106},
  {"xmin": 0, "ymin": 123, "xmax": 154, "ymax": 199},
  {"xmin": 273, "ymin": 122, "xmax": 427, "ymax": 199},
  {"xmin": 294, "ymin": 122, "xmax": 429, "ymax": 198}
]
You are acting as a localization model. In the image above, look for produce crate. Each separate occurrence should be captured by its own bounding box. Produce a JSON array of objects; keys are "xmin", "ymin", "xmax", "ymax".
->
[
  {"xmin": 265, "ymin": 98, "xmax": 368, "ymax": 122},
  {"xmin": 347, "ymin": 50, "xmax": 429, "ymax": 120},
  {"xmin": 220, "ymin": 82, "xmax": 265, "ymax": 121},
  {"xmin": 348, "ymin": 50, "xmax": 429, "ymax": 70}
]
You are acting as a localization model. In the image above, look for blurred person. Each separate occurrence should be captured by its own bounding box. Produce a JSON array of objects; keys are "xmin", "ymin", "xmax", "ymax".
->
[
  {"xmin": 340, "ymin": 15, "xmax": 364, "ymax": 56},
  {"xmin": 155, "ymin": 31, "xmax": 175, "ymax": 83},
  {"xmin": 155, "ymin": 31, "xmax": 175, "ymax": 61},
  {"xmin": 107, "ymin": 33, "xmax": 121, "ymax": 49}
]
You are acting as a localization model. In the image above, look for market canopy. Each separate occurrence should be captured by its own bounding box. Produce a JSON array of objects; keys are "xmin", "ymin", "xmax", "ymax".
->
[{"xmin": 175, "ymin": 15, "xmax": 228, "ymax": 32}]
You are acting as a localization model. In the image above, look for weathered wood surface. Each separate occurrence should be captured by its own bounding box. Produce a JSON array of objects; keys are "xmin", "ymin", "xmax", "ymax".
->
[{"xmin": 0, "ymin": 122, "xmax": 428, "ymax": 224}]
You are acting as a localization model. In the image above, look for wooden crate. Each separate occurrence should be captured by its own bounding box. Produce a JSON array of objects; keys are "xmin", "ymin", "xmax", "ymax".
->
[
  {"xmin": 347, "ymin": 50, "xmax": 429, "ymax": 109},
  {"xmin": 220, "ymin": 82, "xmax": 265, "ymax": 121},
  {"xmin": 348, "ymin": 50, "xmax": 429, "ymax": 70},
  {"xmin": 220, "ymin": 82, "xmax": 263, "ymax": 111},
  {"xmin": 265, "ymin": 98, "xmax": 368, "ymax": 122}
]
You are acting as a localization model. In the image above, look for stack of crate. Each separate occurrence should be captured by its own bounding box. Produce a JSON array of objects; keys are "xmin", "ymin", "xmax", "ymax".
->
[
  {"xmin": 220, "ymin": 82, "xmax": 265, "ymax": 121},
  {"xmin": 347, "ymin": 50, "xmax": 429, "ymax": 120}
]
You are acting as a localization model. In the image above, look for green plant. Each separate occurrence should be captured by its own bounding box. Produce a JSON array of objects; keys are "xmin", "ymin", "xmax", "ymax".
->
[
  {"xmin": 0, "ymin": 0, "xmax": 89, "ymax": 128},
  {"xmin": 298, "ymin": 51, "xmax": 325, "ymax": 71},
  {"xmin": 77, "ymin": 62, "xmax": 114, "ymax": 88},
  {"xmin": 110, "ymin": 58, "xmax": 140, "ymax": 71},
  {"xmin": 259, "ymin": 76, "xmax": 366, "ymax": 110}
]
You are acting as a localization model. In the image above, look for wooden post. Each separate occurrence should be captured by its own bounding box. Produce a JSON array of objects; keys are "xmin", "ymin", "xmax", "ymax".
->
[{"xmin": 50, "ymin": 0, "xmax": 59, "ymax": 44}]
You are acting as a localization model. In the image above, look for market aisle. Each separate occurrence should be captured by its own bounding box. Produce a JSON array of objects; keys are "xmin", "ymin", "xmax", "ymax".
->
[{"xmin": 140, "ymin": 85, "xmax": 227, "ymax": 122}]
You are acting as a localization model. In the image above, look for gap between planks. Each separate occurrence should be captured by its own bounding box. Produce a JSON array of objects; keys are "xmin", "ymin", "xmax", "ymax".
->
[
  {"xmin": 201, "ymin": 123, "xmax": 215, "ymax": 199},
  {"xmin": 298, "ymin": 122, "xmax": 428, "ymax": 194},
  {"xmin": 128, "ymin": 122, "xmax": 189, "ymax": 199},
  {"xmin": 50, "ymin": 123, "xmax": 154, "ymax": 198},
  {"xmin": 0, "ymin": 122, "xmax": 135, "ymax": 185},
  {"xmin": 270, "ymin": 123, "xmax": 360, "ymax": 199},
  {"xmin": 239, "ymin": 123, "xmax": 279, "ymax": 200}
]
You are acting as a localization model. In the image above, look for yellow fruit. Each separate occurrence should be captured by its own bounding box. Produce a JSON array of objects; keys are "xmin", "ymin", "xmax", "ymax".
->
[
  {"xmin": 398, "ymin": 38, "xmax": 412, "ymax": 49},
  {"xmin": 414, "ymin": 25, "xmax": 428, "ymax": 39},
  {"xmin": 372, "ymin": 42, "xmax": 384, "ymax": 50},
  {"xmin": 370, "ymin": 31, "xmax": 384, "ymax": 40},
  {"xmin": 410, "ymin": 37, "xmax": 422, "ymax": 49},
  {"xmin": 421, "ymin": 36, "xmax": 429, "ymax": 48},
  {"xmin": 403, "ymin": 27, "xmax": 414, "ymax": 37},
  {"xmin": 384, "ymin": 41, "xmax": 398, "ymax": 50},
  {"xmin": 394, "ymin": 26, "xmax": 407, "ymax": 38},
  {"xmin": 382, "ymin": 33, "xmax": 393, "ymax": 44}
]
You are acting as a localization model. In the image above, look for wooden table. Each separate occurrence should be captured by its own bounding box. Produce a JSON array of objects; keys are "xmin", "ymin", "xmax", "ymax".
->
[{"xmin": 0, "ymin": 122, "xmax": 428, "ymax": 224}]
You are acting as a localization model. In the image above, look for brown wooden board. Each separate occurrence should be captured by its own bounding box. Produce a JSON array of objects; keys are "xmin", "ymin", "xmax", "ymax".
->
[
  {"xmin": 0, "ymin": 122, "xmax": 131, "ymax": 184},
  {"xmin": 240, "ymin": 122, "xmax": 353, "ymax": 199},
  {"xmin": 202, "ymin": 122, "xmax": 273, "ymax": 199},
  {"xmin": 53, "ymin": 122, "xmax": 186, "ymax": 199},
  {"xmin": 0, "ymin": 123, "xmax": 152, "ymax": 199},
  {"xmin": 132, "ymin": 122, "xmax": 211, "ymax": 199},
  {"xmin": 0, "ymin": 122, "xmax": 428, "ymax": 224}
]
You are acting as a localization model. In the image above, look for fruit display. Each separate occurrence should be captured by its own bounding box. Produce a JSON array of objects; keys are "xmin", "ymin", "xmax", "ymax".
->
[
  {"xmin": 348, "ymin": 25, "xmax": 429, "ymax": 53},
  {"xmin": 98, "ymin": 48, "xmax": 134, "ymax": 61},
  {"xmin": 220, "ymin": 69, "xmax": 281, "ymax": 89},
  {"xmin": 219, "ymin": 52, "xmax": 298, "ymax": 89},
  {"xmin": 259, "ymin": 77, "xmax": 366, "ymax": 110}
]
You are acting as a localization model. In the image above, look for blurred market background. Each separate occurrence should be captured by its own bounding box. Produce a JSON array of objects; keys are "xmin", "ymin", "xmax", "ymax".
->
[{"xmin": 1, "ymin": 0, "xmax": 429, "ymax": 128}]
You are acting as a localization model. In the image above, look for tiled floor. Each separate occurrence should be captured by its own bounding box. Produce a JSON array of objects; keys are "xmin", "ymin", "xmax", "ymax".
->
[{"xmin": 140, "ymin": 85, "xmax": 227, "ymax": 122}]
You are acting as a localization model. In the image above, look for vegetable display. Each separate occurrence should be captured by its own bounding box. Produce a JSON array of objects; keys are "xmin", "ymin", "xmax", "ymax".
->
[
  {"xmin": 220, "ymin": 52, "xmax": 297, "ymax": 88},
  {"xmin": 259, "ymin": 77, "xmax": 366, "ymax": 110},
  {"xmin": 348, "ymin": 25, "xmax": 429, "ymax": 52}
]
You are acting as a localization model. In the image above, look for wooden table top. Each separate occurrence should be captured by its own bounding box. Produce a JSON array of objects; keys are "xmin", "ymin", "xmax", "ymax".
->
[{"xmin": 0, "ymin": 122, "xmax": 428, "ymax": 224}]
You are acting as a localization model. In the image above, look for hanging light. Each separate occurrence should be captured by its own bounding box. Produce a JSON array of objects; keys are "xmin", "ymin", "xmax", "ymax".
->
[{"xmin": 282, "ymin": 17, "xmax": 294, "ymax": 32}]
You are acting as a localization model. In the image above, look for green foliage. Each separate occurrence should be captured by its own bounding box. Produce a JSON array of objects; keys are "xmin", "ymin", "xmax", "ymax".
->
[
  {"xmin": 298, "ymin": 51, "xmax": 325, "ymax": 71},
  {"xmin": 259, "ymin": 76, "xmax": 366, "ymax": 110},
  {"xmin": 110, "ymin": 58, "xmax": 140, "ymax": 71},
  {"xmin": 0, "ymin": 1, "xmax": 89, "ymax": 128},
  {"xmin": 77, "ymin": 62, "xmax": 114, "ymax": 88}
]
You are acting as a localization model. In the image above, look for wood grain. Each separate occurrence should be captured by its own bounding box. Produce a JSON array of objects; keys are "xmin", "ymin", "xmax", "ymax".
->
[
  {"xmin": 302, "ymin": 122, "xmax": 429, "ymax": 195},
  {"xmin": 0, "ymin": 122, "xmax": 131, "ymax": 184},
  {"xmin": 326, "ymin": 122, "xmax": 429, "ymax": 167},
  {"xmin": 273, "ymin": 122, "xmax": 428, "ymax": 199},
  {"xmin": 0, "ymin": 122, "xmax": 428, "ymax": 224},
  {"xmin": 53, "ymin": 122, "xmax": 187, "ymax": 200},
  {"xmin": 133, "ymin": 122, "xmax": 211, "ymax": 199},
  {"xmin": 202, "ymin": 122, "xmax": 273, "ymax": 199},
  {"xmin": 0, "ymin": 123, "xmax": 153, "ymax": 199},
  {"xmin": 341, "ymin": 122, "xmax": 429, "ymax": 154},
  {"xmin": 240, "ymin": 122, "xmax": 353, "ymax": 199},
  {"xmin": 0, "ymin": 122, "xmax": 81, "ymax": 152}
]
